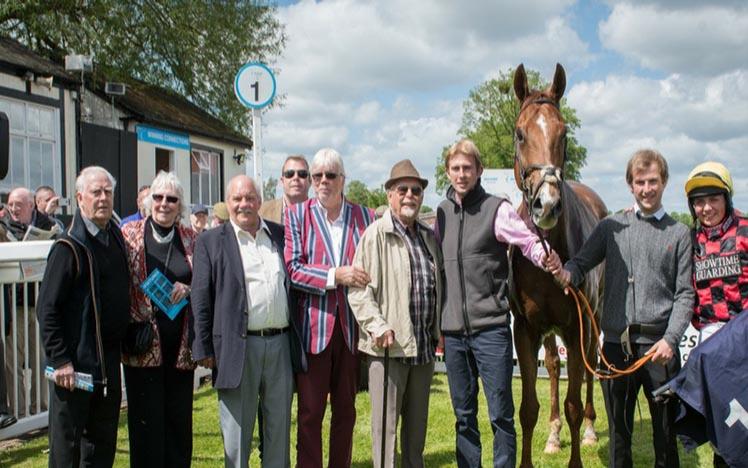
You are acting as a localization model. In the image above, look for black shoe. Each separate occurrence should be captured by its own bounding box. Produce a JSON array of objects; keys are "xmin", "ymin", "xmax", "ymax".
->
[{"xmin": 0, "ymin": 412, "xmax": 17, "ymax": 428}]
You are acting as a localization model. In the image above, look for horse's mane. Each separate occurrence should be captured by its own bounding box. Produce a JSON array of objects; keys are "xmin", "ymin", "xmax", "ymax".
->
[{"xmin": 561, "ymin": 181, "xmax": 604, "ymax": 314}]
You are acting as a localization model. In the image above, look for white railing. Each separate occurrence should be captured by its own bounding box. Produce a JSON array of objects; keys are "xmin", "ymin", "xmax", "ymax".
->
[
  {"xmin": 0, "ymin": 240, "xmax": 54, "ymax": 440},
  {"xmin": 0, "ymin": 240, "xmax": 211, "ymax": 441}
]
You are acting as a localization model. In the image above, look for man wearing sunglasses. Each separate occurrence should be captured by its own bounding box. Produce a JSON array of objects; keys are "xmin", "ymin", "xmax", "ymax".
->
[
  {"xmin": 349, "ymin": 159, "xmax": 443, "ymax": 467},
  {"xmin": 285, "ymin": 148, "xmax": 374, "ymax": 468},
  {"xmin": 259, "ymin": 155, "xmax": 310, "ymax": 224}
]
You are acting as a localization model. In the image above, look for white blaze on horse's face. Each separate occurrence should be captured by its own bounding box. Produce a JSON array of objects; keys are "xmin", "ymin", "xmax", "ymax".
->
[{"xmin": 536, "ymin": 114, "xmax": 549, "ymax": 141}]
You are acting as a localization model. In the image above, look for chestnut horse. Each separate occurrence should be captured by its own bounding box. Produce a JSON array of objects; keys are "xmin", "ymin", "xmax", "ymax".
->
[{"xmin": 509, "ymin": 63, "xmax": 607, "ymax": 468}]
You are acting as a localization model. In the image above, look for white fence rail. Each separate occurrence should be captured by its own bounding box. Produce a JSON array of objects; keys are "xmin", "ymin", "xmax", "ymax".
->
[
  {"xmin": 0, "ymin": 240, "xmax": 53, "ymax": 440},
  {"xmin": 0, "ymin": 241, "xmax": 209, "ymax": 441}
]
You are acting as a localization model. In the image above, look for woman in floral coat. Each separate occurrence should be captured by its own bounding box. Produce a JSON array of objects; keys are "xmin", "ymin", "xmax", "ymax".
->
[{"xmin": 121, "ymin": 171, "xmax": 197, "ymax": 468}]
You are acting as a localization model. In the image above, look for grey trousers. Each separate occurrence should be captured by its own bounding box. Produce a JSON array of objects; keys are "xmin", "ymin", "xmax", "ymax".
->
[
  {"xmin": 368, "ymin": 356, "xmax": 434, "ymax": 468},
  {"xmin": 217, "ymin": 333, "xmax": 293, "ymax": 468}
]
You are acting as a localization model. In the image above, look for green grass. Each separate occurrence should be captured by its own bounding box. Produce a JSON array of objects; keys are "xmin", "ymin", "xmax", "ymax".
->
[{"xmin": 0, "ymin": 375, "xmax": 712, "ymax": 467}]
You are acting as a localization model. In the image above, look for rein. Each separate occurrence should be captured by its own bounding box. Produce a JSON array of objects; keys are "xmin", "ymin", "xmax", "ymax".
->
[{"xmin": 566, "ymin": 287, "xmax": 653, "ymax": 379}]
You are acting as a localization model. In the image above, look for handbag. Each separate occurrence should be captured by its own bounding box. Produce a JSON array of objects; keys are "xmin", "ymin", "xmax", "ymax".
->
[{"xmin": 123, "ymin": 321, "xmax": 154, "ymax": 356}]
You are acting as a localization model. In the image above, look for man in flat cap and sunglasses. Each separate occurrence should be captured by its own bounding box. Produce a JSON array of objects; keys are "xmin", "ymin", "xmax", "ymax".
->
[
  {"xmin": 349, "ymin": 159, "xmax": 443, "ymax": 468},
  {"xmin": 259, "ymin": 155, "xmax": 311, "ymax": 224}
]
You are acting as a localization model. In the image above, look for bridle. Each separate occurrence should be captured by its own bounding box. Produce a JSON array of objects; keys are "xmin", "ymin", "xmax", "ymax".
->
[{"xmin": 514, "ymin": 97, "xmax": 567, "ymax": 216}]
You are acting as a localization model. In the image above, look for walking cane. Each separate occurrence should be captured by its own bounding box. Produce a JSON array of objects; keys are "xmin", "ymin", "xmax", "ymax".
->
[{"xmin": 380, "ymin": 346, "xmax": 389, "ymax": 468}]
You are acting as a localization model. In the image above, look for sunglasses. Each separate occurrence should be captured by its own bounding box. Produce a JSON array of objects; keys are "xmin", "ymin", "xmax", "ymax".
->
[
  {"xmin": 395, "ymin": 184, "xmax": 423, "ymax": 196},
  {"xmin": 152, "ymin": 193, "xmax": 179, "ymax": 204},
  {"xmin": 311, "ymin": 172, "xmax": 340, "ymax": 182},
  {"xmin": 283, "ymin": 169, "xmax": 309, "ymax": 179}
]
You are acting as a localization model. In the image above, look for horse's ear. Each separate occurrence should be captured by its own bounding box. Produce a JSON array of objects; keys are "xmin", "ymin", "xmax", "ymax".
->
[
  {"xmin": 550, "ymin": 63, "xmax": 566, "ymax": 102},
  {"xmin": 514, "ymin": 64, "xmax": 529, "ymax": 104}
]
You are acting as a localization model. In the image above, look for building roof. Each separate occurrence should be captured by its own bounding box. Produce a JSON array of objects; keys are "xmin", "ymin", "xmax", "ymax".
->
[
  {"xmin": 0, "ymin": 36, "xmax": 80, "ymax": 87},
  {"xmin": 97, "ymin": 79, "xmax": 252, "ymax": 147},
  {"xmin": 0, "ymin": 36, "xmax": 252, "ymax": 147}
]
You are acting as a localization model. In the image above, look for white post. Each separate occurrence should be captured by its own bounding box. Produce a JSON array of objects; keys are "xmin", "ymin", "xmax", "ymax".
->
[{"xmin": 251, "ymin": 107, "xmax": 262, "ymax": 182}]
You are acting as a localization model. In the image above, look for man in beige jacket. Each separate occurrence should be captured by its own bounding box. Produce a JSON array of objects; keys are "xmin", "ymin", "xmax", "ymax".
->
[{"xmin": 348, "ymin": 159, "xmax": 443, "ymax": 468}]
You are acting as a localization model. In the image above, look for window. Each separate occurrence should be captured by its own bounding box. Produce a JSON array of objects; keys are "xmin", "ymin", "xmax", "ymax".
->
[
  {"xmin": 155, "ymin": 147, "xmax": 173, "ymax": 173},
  {"xmin": 0, "ymin": 97, "xmax": 60, "ymax": 194},
  {"xmin": 190, "ymin": 149, "xmax": 221, "ymax": 206}
]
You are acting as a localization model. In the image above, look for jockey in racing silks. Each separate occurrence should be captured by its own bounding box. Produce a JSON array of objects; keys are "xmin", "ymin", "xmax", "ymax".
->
[{"xmin": 685, "ymin": 161, "xmax": 747, "ymax": 344}]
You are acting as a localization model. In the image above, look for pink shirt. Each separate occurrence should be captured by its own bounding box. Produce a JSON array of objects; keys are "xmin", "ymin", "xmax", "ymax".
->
[{"xmin": 493, "ymin": 201, "xmax": 548, "ymax": 268}]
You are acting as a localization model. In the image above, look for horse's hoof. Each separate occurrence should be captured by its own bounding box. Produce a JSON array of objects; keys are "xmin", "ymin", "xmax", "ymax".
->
[
  {"xmin": 544, "ymin": 441, "xmax": 561, "ymax": 454},
  {"xmin": 582, "ymin": 427, "xmax": 598, "ymax": 446}
]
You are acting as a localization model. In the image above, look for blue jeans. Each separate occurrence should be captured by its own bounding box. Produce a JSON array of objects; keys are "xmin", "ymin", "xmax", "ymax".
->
[{"xmin": 444, "ymin": 326, "xmax": 516, "ymax": 468}]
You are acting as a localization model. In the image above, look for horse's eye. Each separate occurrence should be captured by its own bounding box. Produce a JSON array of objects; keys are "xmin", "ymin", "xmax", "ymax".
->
[{"xmin": 515, "ymin": 129, "xmax": 524, "ymax": 143}]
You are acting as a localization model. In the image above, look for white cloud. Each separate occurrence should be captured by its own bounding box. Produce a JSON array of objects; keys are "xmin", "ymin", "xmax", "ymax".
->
[
  {"xmin": 262, "ymin": 0, "xmax": 595, "ymax": 210},
  {"xmin": 568, "ymin": 71, "xmax": 748, "ymax": 213},
  {"xmin": 277, "ymin": 0, "xmax": 591, "ymax": 102},
  {"xmin": 600, "ymin": 3, "xmax": 748, "ymax": 75}
]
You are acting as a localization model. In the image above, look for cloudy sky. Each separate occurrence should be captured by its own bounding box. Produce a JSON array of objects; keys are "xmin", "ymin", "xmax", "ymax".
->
[{"xmin": 258, "ymin": 0, "xmax": 748, "ymax": 213}]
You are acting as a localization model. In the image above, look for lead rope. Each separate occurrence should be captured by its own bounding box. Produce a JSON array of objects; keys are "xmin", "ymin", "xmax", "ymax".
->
[{"xmin": 566, "ymin": 287, "xmax": 652, "ymax": 379}]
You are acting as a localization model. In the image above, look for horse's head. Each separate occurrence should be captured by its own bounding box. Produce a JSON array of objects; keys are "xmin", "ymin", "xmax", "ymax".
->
[{"xmin": 513, "ymin": 63, "xmax": 567, "ymax": 230}]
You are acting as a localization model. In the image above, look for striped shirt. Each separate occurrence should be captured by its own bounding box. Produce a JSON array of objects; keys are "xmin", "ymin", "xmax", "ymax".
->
[{"xmin": 392, "ymin": 218, "xmax": 436, "ymax": 365}]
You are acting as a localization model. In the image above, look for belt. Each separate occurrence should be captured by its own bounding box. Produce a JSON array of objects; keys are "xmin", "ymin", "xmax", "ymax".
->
[
  {"xmin": 626, "ymin": 323, "xmax": 667, "ymax": 336},
  {"xmin": 246, "ymin": 327, "xmax": 289, "ymax": 337}
]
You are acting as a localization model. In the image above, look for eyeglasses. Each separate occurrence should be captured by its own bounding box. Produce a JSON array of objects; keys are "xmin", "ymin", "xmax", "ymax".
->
[
  {"xmin": 395, "ymin": 185, "xmax": 423, "ymax": 196},
  {"xmin": 311, "ymin": 172, "xmax": 340, "ymax": 182},
  {"xmin": 152, "ymin": 193, "xmax": 179, "ymax": 204},
  {"xmin": 283, "ymin": 169, "xmax": 309, "ymax": 179}
]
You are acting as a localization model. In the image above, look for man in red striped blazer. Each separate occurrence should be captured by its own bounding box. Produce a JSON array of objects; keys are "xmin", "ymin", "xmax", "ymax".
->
[{"xmin": 285, "ymin": 148, "xmax": 374, "ymax": 468}]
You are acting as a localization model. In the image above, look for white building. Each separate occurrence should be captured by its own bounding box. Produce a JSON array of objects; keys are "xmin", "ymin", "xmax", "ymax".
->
[{"xmin": 0, "ymin": 37, "xmax": 252, "ymax": 219}]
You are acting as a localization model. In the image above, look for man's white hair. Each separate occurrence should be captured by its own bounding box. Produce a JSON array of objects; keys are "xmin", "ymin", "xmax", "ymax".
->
[
  {"xmin": 142, "ymin": 171, "xmax": 188, "ymax": 220},
  {"xmin": 75, "ymin": 166, "xmax": 117, "ymax": 194},
  {"xmin": 310, "ymin": 148, "xmax": 345, "ymax": 176},
  {"xmin": 8, "ymin": 187, "xmax": 34, "ymax": 205},
  {"xmin": 226, "ymin": 174, "xmax": 263, "ymax": 202}
]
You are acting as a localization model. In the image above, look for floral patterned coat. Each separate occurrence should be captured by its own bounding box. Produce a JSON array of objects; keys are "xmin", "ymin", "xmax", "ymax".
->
[{"xmin": 121, "ymin": 218, "xmax": 198, "ymax": 370}]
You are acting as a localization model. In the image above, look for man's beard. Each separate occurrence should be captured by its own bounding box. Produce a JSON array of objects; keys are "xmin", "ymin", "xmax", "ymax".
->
[{"xmin": 400, "ymin": 206, "xmax": 417, "ymax": 219}]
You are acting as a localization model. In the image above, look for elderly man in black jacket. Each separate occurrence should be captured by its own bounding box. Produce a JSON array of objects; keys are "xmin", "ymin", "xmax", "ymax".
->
[{"xmin": 37, "ymin": 166, "xmax": 130, "ymax": 467}]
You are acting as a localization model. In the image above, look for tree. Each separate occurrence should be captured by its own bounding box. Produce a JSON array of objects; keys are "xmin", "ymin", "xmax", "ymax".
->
[
  {"xmin": 263, "ymin": 176, "xmax": 277, "ymax": 201},
  {"xmin": 0, "ymin": 1, "xmax": 285, "ymax": 132},
  {"xmin": 345, "ymin": 180, "xmax": 388, "ymax": 209},
  {"xmin": 435, "ymin": 66, "xmax": 587, "ymax": 193},
  {"xmin": 670, "ymin": 211, "xmax": 694, "ymax": 228}
]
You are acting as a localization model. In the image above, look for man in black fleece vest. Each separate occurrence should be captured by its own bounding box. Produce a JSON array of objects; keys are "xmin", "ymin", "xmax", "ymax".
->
[
  {"xmin": 554, "ymin": 149, "xmax": 694, "ymax": 468},
  {"xmin": 37, "ymin": 166, "xmax": 130, "ymax": 467},
  {"xmin": 437, "ymin": 139, "xmax": 559, "ymax": 467}
]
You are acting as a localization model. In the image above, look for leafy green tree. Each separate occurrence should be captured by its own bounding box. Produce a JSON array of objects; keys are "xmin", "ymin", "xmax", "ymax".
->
[
  {"xmin": 345, "ymin": 180, "xmax": 388, "ymax": 209},
  {"xmin": 670, "ymin": 211, "xmax": 694, "ymax": 228},
  {"xmin": 345, "ymin": 180, "xmax": 370, "ymax": 207},
  {"xmin": 419, "ymin": 205, "xmax": 433, "ymax": 213},
  {"xmin": 263, "ymin": 176, "xmax": 277, "ymax": 201},
  {"xmin": 435, "ymin": 66, "xmax": 587, "ymax": 194},
  {"xmin": 1, "ymin": 1, "xmax": 285, "ymax": 132}
]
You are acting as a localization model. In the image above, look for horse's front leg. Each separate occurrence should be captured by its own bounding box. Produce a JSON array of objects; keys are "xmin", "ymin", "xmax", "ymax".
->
[
  {"xmin": 562, "ymin": 331, "xmax": 585, "ymax": 468},
  {"xmin": 542, "ymin": 334, "xmax": 562, "ymax": 454},
  {"xmin": 582, "ymin": 336, "xmax": 598, "ymax": 446},
  {"xmin": 515, "ymin": 318, "xmax": 541, "ymax": 468}
]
